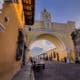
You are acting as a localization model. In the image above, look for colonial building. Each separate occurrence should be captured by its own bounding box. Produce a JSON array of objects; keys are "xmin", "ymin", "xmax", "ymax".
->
[
  {"xmin": 0, "ymin": 0, "xmax": 35, "ymax": 79},
  {"xmin": 0, "ymin": 1, "xmax": 25, "ymax": 80},
  {"xmin": 39, "ymin": 48, "xmax": 67, "ymax": 62}
]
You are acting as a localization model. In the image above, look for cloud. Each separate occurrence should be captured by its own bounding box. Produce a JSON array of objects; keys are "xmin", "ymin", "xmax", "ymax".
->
[
  {"xmin": 30, "ymin": 40, "xmax": 44, "ymax": 49},
  {"xmin": 75, "ymin": 18, "xmax": 80, "ymax": 29},
  {"xmin": 31, "ymin": 47, "xmax": 43, "ymax": 56},
  {"xmin": 30, "ymin": 40, "xmax": 56, "ymax": 54}
]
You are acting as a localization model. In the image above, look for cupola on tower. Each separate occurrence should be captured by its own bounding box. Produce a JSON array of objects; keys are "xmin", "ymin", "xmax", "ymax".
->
[{"xmin": 40, "ymin": 9, "xmax": 52, "ymax": 29}]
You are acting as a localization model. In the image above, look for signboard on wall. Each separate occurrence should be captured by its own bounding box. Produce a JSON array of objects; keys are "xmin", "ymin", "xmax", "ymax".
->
[{"xmin": 22, "ymin": 0, "xmax": 35, "ymax": 25}]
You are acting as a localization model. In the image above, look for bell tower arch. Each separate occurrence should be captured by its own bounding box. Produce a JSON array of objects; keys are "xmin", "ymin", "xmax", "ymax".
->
[{"xmin": 40, "ymin": 9, "xmax": 52, "ymax": 29}]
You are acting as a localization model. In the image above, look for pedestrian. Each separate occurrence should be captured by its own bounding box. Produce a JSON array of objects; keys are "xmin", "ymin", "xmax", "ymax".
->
[
  {"xmin": 30, "ymin": 57, "xmax": 33, "ymax": 63},
  {"xmin": 64, "ymin": 57, "xmax": 66, "ymax": 63}
]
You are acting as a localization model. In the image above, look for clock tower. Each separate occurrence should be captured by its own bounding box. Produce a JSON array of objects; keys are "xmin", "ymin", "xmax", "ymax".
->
[{"xmin": 40, "ymin": 9, "xmax": 52, "ymax": 29}]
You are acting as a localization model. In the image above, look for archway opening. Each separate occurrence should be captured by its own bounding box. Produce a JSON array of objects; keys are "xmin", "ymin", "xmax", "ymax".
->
[
  {"xmin": 30, "ymin": 40, "xmax": 56, "ymax": 56},
  {"xmin": 29, "ymin": 36, "xmax": 67, "ymax": 62}
]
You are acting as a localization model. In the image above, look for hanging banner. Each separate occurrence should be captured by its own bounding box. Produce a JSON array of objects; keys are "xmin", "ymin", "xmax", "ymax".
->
[{"xmin": 22, "ymin": 0, "xmax": 35, "ymax": 25}]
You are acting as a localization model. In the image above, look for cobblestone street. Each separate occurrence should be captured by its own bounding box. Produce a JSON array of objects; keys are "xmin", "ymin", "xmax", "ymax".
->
[
  {"xmin": 12, "ymin": 62, "xmax": 34, "ymax": 80},
  {"xmin": 34, "ymin": 61, "xmax": 80, "ymax": 80},
  {"xmin": 11, "ymin": 61, "xmax": 80, "ymax": 80}
]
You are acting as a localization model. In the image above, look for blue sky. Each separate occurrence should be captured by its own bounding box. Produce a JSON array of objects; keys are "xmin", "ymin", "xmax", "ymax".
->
[
  {"xmin": 31, "ymin": 0, "xmax": 80, "ymax": 56},
  {"xmin": 35, "ymin": 0, "xmax": 80, "ymax": 28},
  {"xmin": 30, "ymin": 40, "xmax": 55, "ymax": 56}
]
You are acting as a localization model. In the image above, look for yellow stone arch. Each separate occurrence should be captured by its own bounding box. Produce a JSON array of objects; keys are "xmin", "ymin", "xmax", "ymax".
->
[
  {"xmin": 29, "ymin": 33, "xmax": 66, "ymax": 50},
  {"xmin": 25, "ymin": 9, "xmax": 76, "ymax": 62},
  {"xmin": 28, "ymin": 33, "xmax": 68, "ymax": 60},
  {"xmin": 25, "ymin": 25, "xmax": 76, "ymax": 61}
]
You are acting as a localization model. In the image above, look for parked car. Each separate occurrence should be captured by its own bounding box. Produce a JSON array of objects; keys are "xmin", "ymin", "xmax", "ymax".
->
[{"xmin": 32, "ymin": 59, "xmax": 45, "ymax": 72}]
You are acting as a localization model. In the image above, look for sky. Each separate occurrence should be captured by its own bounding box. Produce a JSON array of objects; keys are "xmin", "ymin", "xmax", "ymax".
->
[
  {"xmin": 30, "ymin": 40, "xmax": 56, "ymax": 56},
  {"xmin": 0, "ymin": 1, "xmax": 80, "ymax": 27},
  {"xmin": 30, "ymin": 0, "xmax": 80, "ymax": 56},
  {"xmin": 35, "ymin": 0, "xmax": 80, "ymax": 28}
]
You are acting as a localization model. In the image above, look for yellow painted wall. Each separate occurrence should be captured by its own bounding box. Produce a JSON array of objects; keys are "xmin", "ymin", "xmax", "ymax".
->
[
  {"xmin": 46, "ymin": 48, "xmax": 75, "ymax": 62},
  {"xmin": 0, "ymin": 1, "xmax": 24, "ymax": 80},
  {"xmin": 12, "ymin": 1, "xmax": 25, "ymax": 28},
  {"xmin": 46, "ymin": 48, "xmax": 67, "ymax": 61}
]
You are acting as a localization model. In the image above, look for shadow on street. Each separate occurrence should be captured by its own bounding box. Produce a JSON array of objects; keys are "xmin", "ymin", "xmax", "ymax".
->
[{"xmin": 33, "ymin": 69, "xmax": 44, "ymax": 80}]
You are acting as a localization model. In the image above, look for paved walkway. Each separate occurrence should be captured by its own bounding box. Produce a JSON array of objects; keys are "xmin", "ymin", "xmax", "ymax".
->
[
  {"xmin": 34, "ymin": 61, "xmax": 80, "ymax": 80},
  {"xmin": 12, "ymin": 62, "xmax": 34, "ymax": 80}
]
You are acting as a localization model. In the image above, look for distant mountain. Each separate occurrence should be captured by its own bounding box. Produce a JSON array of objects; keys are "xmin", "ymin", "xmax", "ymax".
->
[{"xmin": 31, "ymin": 47, "xmax": 43, "ymax": 56}]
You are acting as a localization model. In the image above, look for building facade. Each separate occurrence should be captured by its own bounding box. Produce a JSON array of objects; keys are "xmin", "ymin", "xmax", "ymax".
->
[
  {"xmin": 0, "ymin": 1, "xmax": 25, "ymax": 80},
  {"xmin": 38, "ymin": 48, "xmax": 71, "ymax": 62},
  {"xmin": 0, "ymin": 0, "xmax": 35, "ymax": 79}
]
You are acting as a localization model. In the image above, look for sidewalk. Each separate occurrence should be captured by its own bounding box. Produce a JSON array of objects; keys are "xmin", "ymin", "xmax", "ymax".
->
[{"xmin": 12, "ymin": 62, "xmax": 35, "ymax": 80}]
